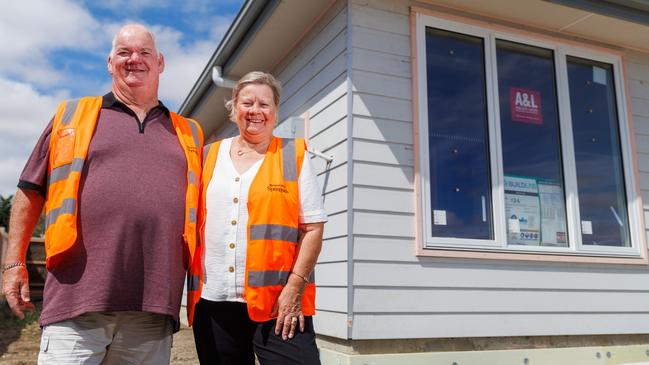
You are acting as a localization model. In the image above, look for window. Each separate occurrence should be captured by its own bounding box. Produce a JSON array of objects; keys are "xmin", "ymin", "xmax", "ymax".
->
[
  {"xmin": 566, "ymin": 56, "xmax": 631, "ymax": 248},
  {"xmin": 496, "ymin": 40, "xmax": 568, "ymax": 248},
  {"xmin": 425, "ymin": 29, "xmax": 493, "ymax": 240},
  {"xmin": 415, "ymin": 14, "xmax": 642, "ymax": 258}
]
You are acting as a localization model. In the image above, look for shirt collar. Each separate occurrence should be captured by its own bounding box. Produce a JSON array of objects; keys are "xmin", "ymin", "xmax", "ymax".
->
[{"xmin": 101, "ymin": 92, "xmax": 170, "ymax": 117}]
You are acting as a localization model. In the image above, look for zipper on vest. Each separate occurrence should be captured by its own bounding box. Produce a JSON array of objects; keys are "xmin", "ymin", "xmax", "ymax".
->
[{"xmin": 137, "ymin": 119, "xmax": 145, "ymax": 133}]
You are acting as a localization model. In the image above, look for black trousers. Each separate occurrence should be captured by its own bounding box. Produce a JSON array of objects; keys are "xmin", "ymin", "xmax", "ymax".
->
[{"xmin": 193, "ymin": 299, "xmax": 321, "ymax": 365}]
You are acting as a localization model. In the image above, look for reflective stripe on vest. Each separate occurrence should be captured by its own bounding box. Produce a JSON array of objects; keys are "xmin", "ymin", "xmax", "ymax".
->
[
  {"xmin": 248, "ymin": 270, "xmax": 315, "ymax": 287},
  {"xmin": 281, "ymin": 138, "xmax": 297, "ymax": 182},
  {"xmin": 60, "ymin": 99, "xmax": 80, "ymax": 125},
  {"xmin": 249, "ymin": 224, "xmax": 299, "ymax": 243},
  {"xmin": 44, "ymin": 198, "xmax": 76, "ymax": 229},
  {"xmin": 186, "ymin": 136, "xmax": 315, "ymax": 325},
  {"xmin": 48, "ymin": 158, "xmax": 85, "ymax": 186},
  {"xmin": 44, "ymin": 98, "xmax": 203, "ymax": 275}
]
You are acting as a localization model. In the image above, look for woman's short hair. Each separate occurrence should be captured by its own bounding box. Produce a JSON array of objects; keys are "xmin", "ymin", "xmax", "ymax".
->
[{"xmin": 225, "ymin": 71, "xmax": 282, "ymax": 121}]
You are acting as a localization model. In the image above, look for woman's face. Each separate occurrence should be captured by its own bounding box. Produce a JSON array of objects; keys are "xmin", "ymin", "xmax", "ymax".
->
[{"xmin": 235, "ymin": 83, "xmax": 277, "ymax": 144}]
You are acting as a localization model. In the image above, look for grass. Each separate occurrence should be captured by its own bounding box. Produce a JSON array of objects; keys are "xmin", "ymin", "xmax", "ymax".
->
[
  {"xmin": 0, "ymin": 300, "xmax": 42, "ymax": 364},
  {"xmin": 0, "ymin": 301, "xmax": 41, "ymax": 327}
]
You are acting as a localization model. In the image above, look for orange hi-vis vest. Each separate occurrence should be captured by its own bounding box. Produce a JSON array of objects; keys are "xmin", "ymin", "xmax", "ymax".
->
[
  {"xmin": 187, "ymin": 136, "xmax": 316, "ymax": 325},
  {"xmin": 44, "ymin": 96, "xmax": 203, "ymax": 275}
]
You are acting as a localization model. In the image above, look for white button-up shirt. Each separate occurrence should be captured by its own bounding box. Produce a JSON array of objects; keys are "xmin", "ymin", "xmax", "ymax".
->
[{"xmin": 201, "ymin": 137, "xmax": 328, "ymax": 302}]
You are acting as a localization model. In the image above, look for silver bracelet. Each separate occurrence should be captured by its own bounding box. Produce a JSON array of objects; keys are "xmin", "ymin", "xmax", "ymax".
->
[{"xmin": 1, "ymin": 262, "xmax": 26, "ymax": 274}]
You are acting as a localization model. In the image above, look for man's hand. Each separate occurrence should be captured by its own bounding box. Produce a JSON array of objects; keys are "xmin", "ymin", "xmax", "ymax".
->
[
  {"xmin": 2, "ymin": 265, "xmax": 35, "ymax": 319},
  {"xmin": 3, "ymin": 188, "xmax": 43, "ymax": 320}
]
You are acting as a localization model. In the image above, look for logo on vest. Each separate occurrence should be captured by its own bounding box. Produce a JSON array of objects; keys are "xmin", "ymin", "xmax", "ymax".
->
[{"xmin": 267, "ymin": 184, "xmax": 289, "ymax": 194}]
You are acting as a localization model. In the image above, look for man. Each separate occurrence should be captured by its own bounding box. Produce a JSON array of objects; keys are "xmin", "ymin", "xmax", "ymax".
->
[{"xmin": 1, "ymin": 24, "xmax": 203, "ymax": 364}]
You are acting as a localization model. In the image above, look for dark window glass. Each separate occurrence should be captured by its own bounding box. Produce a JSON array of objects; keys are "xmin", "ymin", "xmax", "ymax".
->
[
  {"xmin": 425, "ymin": 28, "xmax": 493, "ymax": 239},
  {"xmin": 567, "ymin": 57, "xmax": 630, "ymax": 247},
  {"xmin": 496, "ymin": 40, "xmax": 568, "ymax": 247}
]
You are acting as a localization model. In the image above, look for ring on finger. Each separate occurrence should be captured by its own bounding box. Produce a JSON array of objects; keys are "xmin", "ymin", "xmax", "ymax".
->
[{"xmin": 291, "ymin": 317, "xmax": 298, "ymax": 324}]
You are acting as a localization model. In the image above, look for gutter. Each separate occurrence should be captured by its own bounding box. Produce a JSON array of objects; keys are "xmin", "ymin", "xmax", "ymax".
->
[
  {"xmin": 178, "ymin": 0, "xmax": 279, "ymax": 116},
  {"xmin": 212, "ymin": 66, "xmax": 237, "ymax": 89}
]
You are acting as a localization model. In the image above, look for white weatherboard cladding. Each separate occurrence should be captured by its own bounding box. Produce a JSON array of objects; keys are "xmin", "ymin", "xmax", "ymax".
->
[
  {"xmin": 323, "ymin": 211, "xmax": 348, "ymax": 241},
  {"xmin": 637, "ymin": 134, "xmax": 649, "ymax": 154},
  {"xmin": 276, "ymin": 1, "xmax": 350, "ymax": 338},
  {"xmin": 318, "ymin": 236, "xmax": 348, "ymax": 263},
  {"xmin": 317, "ymin": 287, "xmax": 348, "ymax": 313},
  {"xmin": 323, "ymin": 186, "xmax": 348, "ymax": 217},
  {"xmin": 352, "ymin": 116, "xmax": 413, "ymax": 144},
  {"xmin": 314, "ymin": 311, "xmax": 348, "ymax": 339},
  {"xmin": 347, "ymin": 0, "xmax": 649, "ymax": 339},
  {"xmin": 317, "ymin": 163, "xmax": 347, "ymax": 195}
]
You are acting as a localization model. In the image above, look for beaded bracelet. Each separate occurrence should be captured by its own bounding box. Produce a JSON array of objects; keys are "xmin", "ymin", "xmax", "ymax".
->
[{"xmin": 1, "ymin": 262, "xmax": 26, "ymax": 274}]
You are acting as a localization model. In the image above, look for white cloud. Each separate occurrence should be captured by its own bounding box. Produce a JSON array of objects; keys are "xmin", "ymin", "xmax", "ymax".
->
[
  {"xmin": 94, "ymin": 0, "xmax": 171, "ymax": 12},
  {"xmin": 158, "ymin": 40, "xmax": 215, "ymax": 109},
  {"xmin": 0, "ymin": 0, "xmax": 105, "ymax": 87},
  {"xmin": 209, "ymin": 15, "xmax": 235, "ymax": 41},
  {"xmin": 0, "ymin": 158, "xmax": 31, "ymax": 198},
  {"xmin": 156, "ymin": 15, "xmax": 234, "ymax": 109},
  {"xmin": 0, "ymin": 78, "xmax": 67, "ymax": 196},
  {"xmin": 0, "ymin": 79, "xmax": 66, "ymax": 142}
]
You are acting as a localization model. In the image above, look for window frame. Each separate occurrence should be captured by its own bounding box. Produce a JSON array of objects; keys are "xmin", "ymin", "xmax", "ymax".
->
[{"xmin": 414, "ymin": 12, "xmax": 645, "ymax": 260}]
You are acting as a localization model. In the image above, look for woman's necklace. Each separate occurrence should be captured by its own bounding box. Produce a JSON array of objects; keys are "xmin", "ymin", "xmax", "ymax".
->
[
  {"xmin": 236, "ymin": 148, "xmax": 252, "ymax": 156},
  {"xmin": 235, "ymin": 137, "xmax": 268, "ymax": 157}
]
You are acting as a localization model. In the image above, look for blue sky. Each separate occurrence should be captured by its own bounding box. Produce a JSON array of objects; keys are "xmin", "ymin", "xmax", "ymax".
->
[{"xmin": 0, "ymin": 0, "xmax": 244, "ymax": 196}]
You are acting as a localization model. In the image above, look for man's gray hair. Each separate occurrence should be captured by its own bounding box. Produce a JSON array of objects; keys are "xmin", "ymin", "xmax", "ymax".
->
[
  {"xmin": 225, "ymin": 71, "xmax": 282, "ymax": 121},
  {"xmin": 110, "ymin": 23, "xmax": 160, "ymax": 57}
]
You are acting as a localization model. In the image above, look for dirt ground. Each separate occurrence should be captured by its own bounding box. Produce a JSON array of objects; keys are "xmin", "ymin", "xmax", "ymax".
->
[{"xmin": 0, "ymin": 302, "xmax": 199, "ymax": 365}]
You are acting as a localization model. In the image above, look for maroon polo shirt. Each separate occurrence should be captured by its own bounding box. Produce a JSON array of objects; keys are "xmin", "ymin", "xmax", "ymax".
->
[{"xmin": 19, "ymin": 93, "xmax": 188, "ymax": 330}]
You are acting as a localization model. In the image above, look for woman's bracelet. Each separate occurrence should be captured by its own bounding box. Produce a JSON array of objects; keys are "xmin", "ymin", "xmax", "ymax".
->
[
  {"xmin": 1, "ymin": 262, "xmax": 26, "ymax": 274},
  {"xmin": 290, "ymin": 271, "xmax": 309, "ymax": 284}
]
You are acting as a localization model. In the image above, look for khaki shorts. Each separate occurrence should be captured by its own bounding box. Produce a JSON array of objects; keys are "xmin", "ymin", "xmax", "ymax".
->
[{"xmin": 38, "ymin": 311, "xmax": 173, "ymax": 365}]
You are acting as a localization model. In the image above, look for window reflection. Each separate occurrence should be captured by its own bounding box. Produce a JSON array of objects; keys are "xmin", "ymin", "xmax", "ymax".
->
[
  {"xmin": 496, "ymin": 40, "xmax": 568, "ymax": 247},
  {"xmin": 567, "ymin": 57, "xmax": 630, "ymax": 247},
  {"xmin": 426, "ymin": 28, "xmax": 493, "ymax": 239}
]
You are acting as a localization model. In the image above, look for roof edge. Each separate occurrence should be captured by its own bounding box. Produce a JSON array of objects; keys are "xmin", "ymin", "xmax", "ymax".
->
[
  {"xmin": 178, "ymin": 0, "xmax": 274, "ymax": 116},
  {"xmin": 545, "ymin": 0, "xmax": 649, "ymax": 26}
]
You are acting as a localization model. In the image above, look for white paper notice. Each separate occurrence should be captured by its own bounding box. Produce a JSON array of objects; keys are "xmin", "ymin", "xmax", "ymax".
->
[
  {"xmin": 538, "ymin": 181, "xmax": 567, "ymax": 246},
  {"xmin": 508, "ymin": 218, "xmax": 521, "ymax": 233},
  {"xmin": 504, "ymin": 175, "xmax": 541, "ymax": 245},
  {"xmin": 433, "ymin": 210, "xmax": 447, "ymax": 226},
  {"xmin": 581, "ymin": 220, "xmax": 593, "ymax": 235},
  {"xmin": 593, "ymin": 66, "xmax": 607, "ymax": 85}
]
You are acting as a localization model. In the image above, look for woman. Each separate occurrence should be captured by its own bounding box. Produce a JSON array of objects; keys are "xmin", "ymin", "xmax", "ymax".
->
[{"xmin": 188, "ymin": 71, "xmax": 327, "ymax": 365}]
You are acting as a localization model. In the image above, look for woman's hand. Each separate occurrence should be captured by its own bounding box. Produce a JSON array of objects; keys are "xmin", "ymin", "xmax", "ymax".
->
[
  {"xmin": 273, "ymin": 223, "xmax": 324, "ymax": 340},
  {"xmin": 273, "ymin": 274, "xmax": 306, "ymax": 340}
]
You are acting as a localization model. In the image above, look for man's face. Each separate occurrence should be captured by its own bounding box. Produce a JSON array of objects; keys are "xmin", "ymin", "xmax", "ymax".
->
[{"xmin": 107, "ymin": 26, "xmax": 164, "ymax": 92}]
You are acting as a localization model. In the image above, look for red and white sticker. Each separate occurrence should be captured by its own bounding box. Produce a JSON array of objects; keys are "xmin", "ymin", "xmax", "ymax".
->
[{"xmin": 509, "ymin": 87, "xmax": 542, "ymax": 124}]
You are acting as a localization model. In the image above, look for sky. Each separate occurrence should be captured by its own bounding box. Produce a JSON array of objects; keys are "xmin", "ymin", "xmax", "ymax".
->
[{"xmin": 0, "ymin": 0, "xmax": 244, "ymax": 197}]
